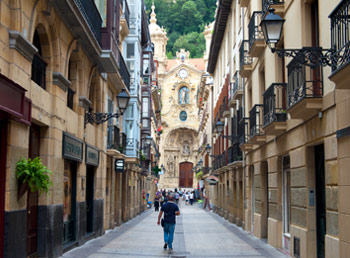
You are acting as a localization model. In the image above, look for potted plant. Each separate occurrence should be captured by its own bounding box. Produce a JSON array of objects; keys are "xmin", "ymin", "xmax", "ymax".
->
[{"xmin": 16, "ymin": 157, "xmax": 53, "ymax": 199}]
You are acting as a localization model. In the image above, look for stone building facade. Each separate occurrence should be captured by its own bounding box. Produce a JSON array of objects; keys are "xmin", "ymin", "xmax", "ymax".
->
[
  {"xmin": 203, "ymin": 0, "xmax": 350, "ymax": 258},
  {"xmin": 0, "ymin": 0, "xmax": 157, "ymax": 257}
]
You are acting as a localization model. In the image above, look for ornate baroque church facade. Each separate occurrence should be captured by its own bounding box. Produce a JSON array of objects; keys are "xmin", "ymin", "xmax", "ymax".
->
[{"xmin": 149, "ymin": 5, "xmax": 212, "ymax": 189}]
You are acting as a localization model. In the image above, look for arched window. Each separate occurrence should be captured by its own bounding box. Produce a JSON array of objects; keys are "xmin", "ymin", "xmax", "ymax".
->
[
  {"xmin": 31, "ymin": 29, "xmax": 47, "ymax": 89},
  {"xmin": 179, "ymin": 86, "xmax": 189, "ymax": 104}
]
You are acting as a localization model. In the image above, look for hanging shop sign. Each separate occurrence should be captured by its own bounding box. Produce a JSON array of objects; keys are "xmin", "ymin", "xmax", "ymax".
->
[
  {"xmin": 86, "ymin": 144, "xmax": 99, "ymax": 167},
  {"xmin": 115, "ymin": 159, "xmax": 125, "ymax": 172},
  {"xmin": 62, "ymin": 132, "xmax": 83, "ymax": 162}
]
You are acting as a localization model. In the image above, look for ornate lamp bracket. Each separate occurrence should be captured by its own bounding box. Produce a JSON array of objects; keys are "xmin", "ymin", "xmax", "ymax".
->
[
  {"xmin": 85, "ymin": 112, "xmax": 120, "ymax": 126},
  {"xmin": 271, "ymin": 47, "xmax": 335, "ymax": 69}
]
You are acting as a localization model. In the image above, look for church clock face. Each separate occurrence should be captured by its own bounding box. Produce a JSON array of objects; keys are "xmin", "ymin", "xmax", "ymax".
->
[
  {"xmin": 179, "ymin": 69, "xmax": 188, "ymax": 79},
  {"xmin": 179, "ymin": 111, "xmax": 187, "ymax": 121}
]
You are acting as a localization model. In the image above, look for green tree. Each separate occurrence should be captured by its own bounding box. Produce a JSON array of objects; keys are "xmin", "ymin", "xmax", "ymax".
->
[{"xmin": 172, "ymin": 32, "xmax": 205, "ymax": 58}]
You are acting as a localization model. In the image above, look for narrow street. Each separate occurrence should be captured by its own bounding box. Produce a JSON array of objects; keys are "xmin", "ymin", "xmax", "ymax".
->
[{"xmin": 61, "ymin": 200, "xmax": 288, "ymax": 258}]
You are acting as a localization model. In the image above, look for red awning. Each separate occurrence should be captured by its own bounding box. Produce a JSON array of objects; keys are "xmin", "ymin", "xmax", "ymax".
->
[
  {"xmin": 206, "ymin": 175, "xmax": 219, "ymax": 184},
  {"xmin": 0, "ymin": 73, "xmax": 31, "ymax": 125}
]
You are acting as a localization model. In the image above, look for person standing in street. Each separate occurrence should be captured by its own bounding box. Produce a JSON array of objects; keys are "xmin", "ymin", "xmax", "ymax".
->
[
  {"xmin": 157, "ymin": 193, "xmax": 180, "ymax": 253},
  {"xmin": 189, "ymin": 191, "xmax": 194, "ymax": 205},
  {"xmin": 203, "ymin": 187, "xmax": 211, "ymax": 211}
]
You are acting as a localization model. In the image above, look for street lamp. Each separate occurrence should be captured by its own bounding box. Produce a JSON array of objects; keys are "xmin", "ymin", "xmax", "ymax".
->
[
  {"xmin": 85, "ymin": 89, "xmax": 130, "ymax": 125},
  {"xmin": 205, "ymin": 143, "xmax": 212, "ymax": 155},
  {"xmin": 215, "ymin": 121, "xmax": 238, "ymax": 143},
  {"xmin": 260, "ymin": 9, "xmax": 335, "ymax": 68},
  {"xmin": 144, "ymin": 135, "xmax": 153, "ymax": 146}
]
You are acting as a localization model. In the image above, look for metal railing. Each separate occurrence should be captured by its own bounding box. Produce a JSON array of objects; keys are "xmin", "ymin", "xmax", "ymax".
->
[
  {"xmin": 248, "ymin": 12, "xmax": 264, "ymax": 50},
  {"xmin": 330, "ymin": 0, "xmax": 350, "ymax": 72},
  {"xmin": 287, "ymin": 58, "xmax": 323, "ymax": 108},
  {"xmin": 228, "ymin": 142, "xmax": 243, "ymax": 163},
  {"xmin": 229, "ymin": 71, "xmax": 241, "ymax": 100},
  {"xmin": 239, "ymin": 118, "xmax": 250, "ymax": 145},
  {"xmin": 263, "ymin": 83, "xmax": 287, "ymax": 127},
  {"xmin": 118, "ymin": 48, "xmax": 130, "ymax": 90},
  {"xmin": 249, "ymin": 104, "xmax": 264, "ymax": 137},
  {"xmin": 107, "ymin": 125, "xmax": 120, "ymax": 150},
  {"xmin": 262, "ymin": 0, "xmax": 285, "ymax": 17},
  {"xmin": 240, "ymin": 40, "xmax": 253, "ymax": 70},
  {"xmin": 74, "ymin": 0, "xmax": 102, "ymax": 44},
  {"xmin": 202, "ymin": 167, "xmax": 211, "ymax": 175}
]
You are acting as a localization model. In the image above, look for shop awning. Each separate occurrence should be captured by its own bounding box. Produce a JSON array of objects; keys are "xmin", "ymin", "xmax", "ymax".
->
[{"xmin": 206, "ymin": 175, "xmax": 219, "ymax": 184}]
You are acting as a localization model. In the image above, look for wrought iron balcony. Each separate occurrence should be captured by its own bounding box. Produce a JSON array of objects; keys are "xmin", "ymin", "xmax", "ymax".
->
[
  {"xmin": 262, "ymin": 0, "xmax": 285, "ymax": 17},
  {"xmin": 107, "ymin": 125, "xmax": 120, "ymax": 150},
  {"xmin": 263, "ymin": 83, "xmax": 287, "ymax": 126},
  {"xmin": 248, "ymin": 12, "xmax": 265, "ymax": 57},
  {"xmin": 238, "ymin": 118, "xmax": 253, "ymax": 151},
  {"xmin": 228, "ymin": 142, "xmax": 243, "ymax": 164},
  {"xmin": 249, "ymin": 104, "xmax": 266, "ymax": 144},
  {"xmin": 202, "ymin": 167, "xmax": 211, "ymax": 176},
  {"xmin": 329, "ymin": 0, "xmax": 350, "ymax": 89},
  {"xmin": 229, "ymin": 72, "xmax": 242, "ymax": 106},
  {"xmin": 118, "ymin": 47, "xmax": 130, "ymax": 90},
  {"xmin": 286, "ymin": 58, "xmax": 323, "ymax": 119},
  {"xmin": 239, "ymin": 40, "xmax": 253, "ymax": 77},
  {"xmin": 120, "ymin": 132, "xmax": 127, "ymax": 154}
]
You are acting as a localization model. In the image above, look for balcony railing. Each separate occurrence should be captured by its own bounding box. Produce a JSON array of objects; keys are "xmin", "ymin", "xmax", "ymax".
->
[
  {"xmin": 229, "ymin": 72, "xmax": 241, "ymax": 100},
  {"xmin": 240, "ymin": 40, "xmax": 253, "ymax": 69},
  {"xmin": 122, "ymin": 0, "xmax": 130, "ymax": 27},
  {"xmin": 249, "ymin": 104, "xmax": 264, "ymax": 137},
  {"xmin": 118, "ymin": 48, "xmax": 130, "ymax": 90},
  {"xmin": 228, "ymin": 142, "xmax": 243, "ymax": 163},
  {"xmin": 74, "ymin": 0, "xmax": 102, "ymax": 44},
  {"xmin": 248, "ymin": 12, "xmax": 264, "ymax": 50},
  {"xmin": 239, "ymin": 118, "xmax": 250, "ymax": 145},
  {"xmin": 120, "ymin": 132, "xmax": 127, "ymax": 154},
  {"xmin": 330, "ymin": 0, "xmax": 350, "ymax": 72},
  {"xmin": 213, "ymin": 154, "xmax": 225, "ymax": 170},
  {"xmin": 262, "ymin": 0, "xmax": 285, "ymax": 17},
  {"xmin": 107, "ymin": 125, "xmax": 120, "ymax": 150},
  {"xmin": 263, "ymin": 83, "xmax": 287, "ymax": 127},
  {"xmin": 287, "ymin": 59, "xmax": 323, "ymax": 109},
  {"xmin": 202, "ymin": 167, "xmax": 211, "ymax": 176}
]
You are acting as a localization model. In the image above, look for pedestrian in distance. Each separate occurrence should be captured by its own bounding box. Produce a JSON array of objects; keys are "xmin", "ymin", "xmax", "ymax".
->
[
  {"xmin": 175, "ymin": 192, "xmax": 180, "ymax": 204},
  {"xmin": 157, "ymin": 193, "xmax": 180, "ymax": 253},
  {"xmin": 185, "ymin": 192, "xmax": 189, "ymax": 205},
  {"xmin": 154, "ymin": 195, "xmax": 160, "ymax": 212},
  {"xmin": 189, "ymin": 191, "xmax": 194, "ymax": 205}
]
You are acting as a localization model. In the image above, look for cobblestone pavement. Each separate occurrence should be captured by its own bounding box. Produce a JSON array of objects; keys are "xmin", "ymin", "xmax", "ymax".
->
[{"xmin": 61, "ymin": 200, "xmax": 289, "ymax": 258}]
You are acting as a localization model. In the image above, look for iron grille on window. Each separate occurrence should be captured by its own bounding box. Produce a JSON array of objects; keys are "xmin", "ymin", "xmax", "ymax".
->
[
  {"xmin": 330, "ymin": 0, "xmax": 350, "ymax": 72},
  {"xmin": 287, "ymin": 59, "xmax": 323, "ymax": 108},
  {"xmin": 263, "ymin": 83, "xmax": 287, "ymax": 126},
  {"xmin": 249, "ymin": 105, "xmax": 264, "ymax": 137},
  {"xmin": 67, "ymin": 88, "xmax": 75, "ymax": 110},
  {"xmin": 74, "ymin": 0, "xmax": 102, "ymax": 44},
  {"xmin": 107, "ymin": 125, "xmax": 120, "ymax": 150},
  {"xmin": 31, "ymin": 54, "xmax": 47, "ymax": 89},
  {"xmin": 240, "ymin": 40, "xmax": 253, "ymax": 69},
  {"xmin": 262, "ymin": 0, "xmax": 285, "ymax": 17},
  {"xmin": 248, "ymin": 12, "xmax": 264, "ymax": 49}
]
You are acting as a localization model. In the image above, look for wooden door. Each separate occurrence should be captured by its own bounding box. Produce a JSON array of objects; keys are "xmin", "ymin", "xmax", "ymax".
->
[
  {"xmin": 0, "ymin": 120, "xmax": 7, "ymax": 258},
  {"xmin": 86, "ymin": 166, "xmax": 95, "ymax": 234},
  {"xmin": 27, "ymin": 125, "xmax": 40, "ymax": 256},
  {"xmin": 179, "ymin": 162, "xmax": 193, "ymax": 188}
]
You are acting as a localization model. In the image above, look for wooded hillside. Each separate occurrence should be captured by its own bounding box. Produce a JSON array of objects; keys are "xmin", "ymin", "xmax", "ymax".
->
[{"xmin": 144, "ymin": 0, "xmax": 216, "ymax": 58}]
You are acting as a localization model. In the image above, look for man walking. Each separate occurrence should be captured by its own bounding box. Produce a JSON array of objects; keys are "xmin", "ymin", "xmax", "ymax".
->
[{"xmin": 157, "ymin": 193, "xmax": 180, "ymax": 253}]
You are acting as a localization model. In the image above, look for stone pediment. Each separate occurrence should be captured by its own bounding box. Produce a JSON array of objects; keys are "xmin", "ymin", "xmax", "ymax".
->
[{"xmin": 164, "ymin": 63, "xmax": 204, "ymax": 80}]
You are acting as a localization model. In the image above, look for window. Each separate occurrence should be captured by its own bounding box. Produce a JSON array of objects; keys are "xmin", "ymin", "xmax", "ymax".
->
[
  {"xmin": 179, "ymin": 86, "xmax": 189, "ymax": 104},
  {"xmin": 94, "ymin": 0, "xmax": 107, "ymax": 27},
  {"xmin": 31, "ymin": 30, "xmax": 47, "ymax": 89},
  {"xmin": 127, "ymin": 43, "xmax": 135, "ymax": 58},
  {"xmin": 282, "ymin": 156, "xmax": 291, "ymax": 234}
]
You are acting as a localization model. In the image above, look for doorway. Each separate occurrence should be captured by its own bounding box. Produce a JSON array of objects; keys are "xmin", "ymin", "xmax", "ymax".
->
[
  {"xmin": 261, "ymin": 161, "xmax": 269, "ymax": 239},
  {"xmin": 27, "ymin": 124, "xmax": 40, "ymax": 256},
  {"xmin": 179, "ymin": 162, "xmax": 193, "ymax": 188},
  {"xmin": 250, "ymin": 165, "xmax": 255, "ymax": 233},
  {"xmin": 282, "ymin": 156, "xmax": 291, "ymax": 252},
  {"xmin": 0, "ymin": 120, "xmax": 7, "ymax": 258},
  {"xmin": 315, "ymin": 144, "xmax": 326, "ymax": 258},
  {"xmin": 86, "ymin": 165, "xmax": 95, "ymax": 234},
  {"xmin": 63, "ymin": 161, "xmax": 77, "ymax": 245}
]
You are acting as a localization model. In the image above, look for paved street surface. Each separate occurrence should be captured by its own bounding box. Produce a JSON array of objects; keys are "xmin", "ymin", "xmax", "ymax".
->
[{"xmin": 61, "ymin": 200, "xmax": 289, "ymax": 258}]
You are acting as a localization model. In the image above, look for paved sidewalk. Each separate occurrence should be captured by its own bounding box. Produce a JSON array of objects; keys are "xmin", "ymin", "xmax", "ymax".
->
[{"xmin": 61, "ymin": 200, "xmax": 289, "ymax": 258}]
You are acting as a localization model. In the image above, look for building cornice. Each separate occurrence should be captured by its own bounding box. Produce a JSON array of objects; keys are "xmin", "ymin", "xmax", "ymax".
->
[{"xmin": 207, "ymin": 0, "xmax": 233, "ymax": 73}]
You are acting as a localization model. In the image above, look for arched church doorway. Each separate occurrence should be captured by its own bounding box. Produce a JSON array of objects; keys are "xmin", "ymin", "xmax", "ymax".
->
[{"xmin": 179, "ymin": 162, "xmax": 193, "ymax": 188}]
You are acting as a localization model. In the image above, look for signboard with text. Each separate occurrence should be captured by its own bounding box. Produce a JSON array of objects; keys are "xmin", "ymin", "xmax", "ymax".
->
[
  {"xmin": 86, "ymin": 144, "xmax": 99, "ymax": 167},
  {"xmin": 62, "ymin": 132, "xmax": 83, "ymax": 162},
  {"xmin": 115, "ymin": 159, "xmax": 125, "ymax": 172}
]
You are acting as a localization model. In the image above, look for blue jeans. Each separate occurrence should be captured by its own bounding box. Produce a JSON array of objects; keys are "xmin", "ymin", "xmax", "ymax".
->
[{"xmin": 163, "ymin": 222, "xmax": 176, "ymax": 248}]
